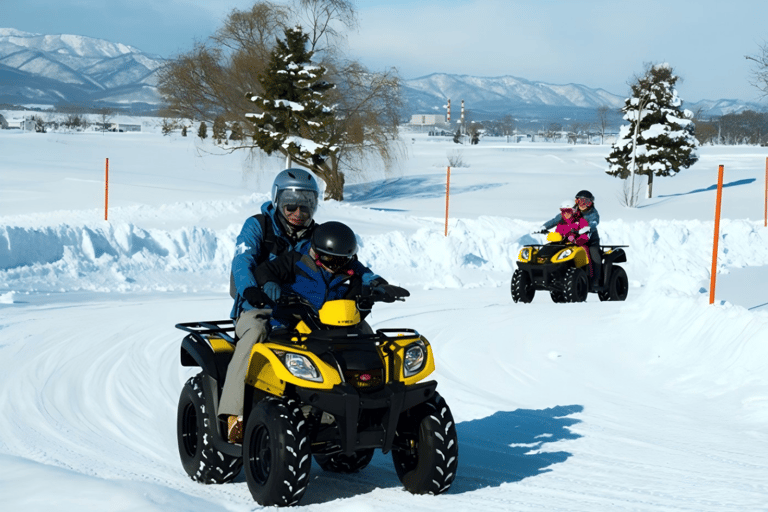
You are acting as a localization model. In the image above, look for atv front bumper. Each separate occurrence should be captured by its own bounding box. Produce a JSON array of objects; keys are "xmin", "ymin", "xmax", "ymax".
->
[
  {"xmin": 296, "ymin": 380, "xmax": 437, "ymax": 455},
  {"xmin": 517, "ymin": 261, "xmax": 572, "ymax": 290}
]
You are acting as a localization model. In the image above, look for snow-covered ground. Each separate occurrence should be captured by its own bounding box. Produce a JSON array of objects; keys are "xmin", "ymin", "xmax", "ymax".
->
[{"xmin": 1, "ymin": 128, "xmax": 767, "ymax": 511}]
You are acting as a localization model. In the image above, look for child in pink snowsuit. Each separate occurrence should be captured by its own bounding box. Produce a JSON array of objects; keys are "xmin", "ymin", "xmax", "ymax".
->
[{"xmin": 554, "ymin": 204, "xmax": 590, "ymax": 246}]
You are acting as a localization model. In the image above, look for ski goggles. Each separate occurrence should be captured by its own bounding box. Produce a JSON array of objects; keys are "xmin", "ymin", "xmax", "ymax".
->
[
  {"xmin": 278, "ymin": 189, "xmax": 317, "ymax": 214},
  {"xmin": 283, "ymin": 204, "xmax": 312, "ymax": 214},
  {"xmin": 576, "ymin": 197, "xmax": 593, "ymax": 207},
  {"xmin": 317, "ymin": 253, "xmax": 352, "ymax": 272}
]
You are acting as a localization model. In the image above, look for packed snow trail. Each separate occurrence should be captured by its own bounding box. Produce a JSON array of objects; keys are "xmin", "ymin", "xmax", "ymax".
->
[{"xmin": 0, "ymin": 285, "xmax": 766, "ymax": 511}]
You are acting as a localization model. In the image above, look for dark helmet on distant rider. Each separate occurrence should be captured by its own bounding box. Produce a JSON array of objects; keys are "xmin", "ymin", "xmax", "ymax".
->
[
  {"xmin": 311, "ymin": 221, "xmax": 358, "ymax": 272},
  {"xmin": 575, "ymin": 190, "xmax": 594, "ymax": 208}
]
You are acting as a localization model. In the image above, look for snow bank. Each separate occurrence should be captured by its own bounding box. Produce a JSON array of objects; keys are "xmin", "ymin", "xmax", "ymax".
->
[{"xmin": 2, "ymin": 207, "xmax": 767, "ymax": 297}]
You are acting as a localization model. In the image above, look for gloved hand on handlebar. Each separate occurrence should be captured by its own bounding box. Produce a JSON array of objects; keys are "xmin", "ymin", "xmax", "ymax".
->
[
  {"xmin": 243, "ymin": 286, "xmax": 270, "ymax": 307},
  {"xmin": 372, "ymin": 283, "xmax": 410, "ymax": 302},
  {"xmin": 536, "ymin": 228, "xmax": 549, "ymax": 234},
  {"xmin": 263, "ymin": 282, "xmax": 281, "ymax": 302}
]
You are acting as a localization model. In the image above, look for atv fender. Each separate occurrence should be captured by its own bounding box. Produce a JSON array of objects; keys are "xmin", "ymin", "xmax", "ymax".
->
[
  {"xmin": 599, "ymin": 248, "xmax": 627, "ymax": 288},
  {"xmin": 603, "ymin": 248, "xmax": 627, "ymax": 264},
  {"xmin": 180, "ymin": 334, "xmax": 228, "ymax": 382}
]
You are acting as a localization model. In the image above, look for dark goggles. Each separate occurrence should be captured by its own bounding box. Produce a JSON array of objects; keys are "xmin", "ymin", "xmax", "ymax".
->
[
  {"xmin": 317, "ymin": 253, "xmax": 352, "ymax": 271},
  {"xmin": 283, "ymin": 204, "xmax": 312, "ymax": 214},
  {"xmin": 576, "ymin": 197, "xmax": 593, "ymax": 207}
]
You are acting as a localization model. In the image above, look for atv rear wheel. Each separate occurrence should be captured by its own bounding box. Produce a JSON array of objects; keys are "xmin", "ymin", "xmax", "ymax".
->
[
  {"xmin": 563, "ymin": 267, "xmax": 588, "ymax": 302},
  {"xmin": 243, "ymin": 397, "xmax": 311, "ymax": 507},
  {"xmin": 314, "ymin": 449, "xmax": 375, "ymax": 473},
  {"xmin": 599, "ymin": 265, "xmax": 628, "ymax": 301},
  {"xmin": 511, "ymin": 269, "xmax": 535, "ymax": 303},
  {"xmin": 392, "ymin": 392, "xmax": 458, "ymax": 495},
  {"xmin": 177, "ymin": 375, "xmax": 242, "ymax": 484}
]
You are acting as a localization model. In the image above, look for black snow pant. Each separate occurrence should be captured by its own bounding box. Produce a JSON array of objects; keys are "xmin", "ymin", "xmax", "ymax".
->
[{"xmin": 587, "ymin": 241, "xmax": 601, "ymax": 287}]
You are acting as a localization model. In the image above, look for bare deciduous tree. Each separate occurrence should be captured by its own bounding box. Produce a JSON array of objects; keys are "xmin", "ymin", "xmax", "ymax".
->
[{"xmin": 746, "ymin": 41, "xmax": 768, "ymax": 98}]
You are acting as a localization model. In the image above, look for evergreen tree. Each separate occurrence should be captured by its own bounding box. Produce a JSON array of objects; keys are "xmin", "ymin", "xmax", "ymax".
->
[
  {"xmin": 212, "ymin": 115, "xmax": 227, "ymax": 143},
  {"xmin": 246, "ymin": 26, "xmax": 338, "ymax": 194},
  {"xmin": 606, "ymin": 63, "xmax": 698, "ymax": 203},
  {"xmin": 198, "ymin": 121, "xmax": 208, "ymax": 140}
]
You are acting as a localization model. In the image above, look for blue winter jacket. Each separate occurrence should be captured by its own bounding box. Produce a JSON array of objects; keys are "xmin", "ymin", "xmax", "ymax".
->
[
  {"xmin": 255, "ymin": 245, "xmax": 381, "ymax": 328},
  {"xmin": 544, "ymin": 205, "xmax": 600, "ymax": 244},
  {"xmin": 230, "ymin": 201, "xmax": 313, "ymax": 319}
]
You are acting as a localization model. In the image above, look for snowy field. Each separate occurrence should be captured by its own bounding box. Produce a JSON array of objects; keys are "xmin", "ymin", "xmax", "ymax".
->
[{"xmin": 1, "ymin": 127, "xmax": 767, "ymax": 511}]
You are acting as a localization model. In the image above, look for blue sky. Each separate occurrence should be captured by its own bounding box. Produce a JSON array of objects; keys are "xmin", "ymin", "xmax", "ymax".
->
[{"xmin": 4, "ymin": 0, "xmax": 768, "ymax": 103}]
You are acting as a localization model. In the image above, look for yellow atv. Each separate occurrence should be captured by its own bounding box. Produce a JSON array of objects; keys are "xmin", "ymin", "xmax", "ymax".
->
[
  {"xmin": 175, "ymin": 290, "xmax": 458, "ymax": 507},
  {"xmin": 511, "ymin": 231, "xmax": 628, "ymax": 303}
]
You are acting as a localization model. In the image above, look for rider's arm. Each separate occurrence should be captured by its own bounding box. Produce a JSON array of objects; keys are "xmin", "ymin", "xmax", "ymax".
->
[
  {"xmin": 232, "ymin": 216, "xmax": 265, "ymax": 297},
  {"xmin": 254, "ymin": 250, "xmax": 301, "ymax": 287},
  {"xmin": 542, "ymin": 213, "xmax": 562, "ymax": 230}
]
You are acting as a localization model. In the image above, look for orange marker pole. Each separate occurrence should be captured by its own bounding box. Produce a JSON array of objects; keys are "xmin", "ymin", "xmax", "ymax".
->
[
  {"xmin": 444, "ymin": 166, "xmax": 451, "ymax": 236},
  {"xmin": 764, "ymin": 157, "xmax": 767, "ymax": 227},
  {"xmin": 105, "ymin": 158, "xmax": 109, "ymax": 221},
  {"xmin": 709, "ymin": 165, "xmax": 724, "ymax": 305}
]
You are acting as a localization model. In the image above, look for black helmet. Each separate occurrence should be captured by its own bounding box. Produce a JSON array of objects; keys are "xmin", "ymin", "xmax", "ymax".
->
[
  {"xmin": 575, "ymin": 190, "xmax": 595, "ymax": 201},
  {"xmin": 311, "ymin": 221, "xmax": 358, "ymax": 271}
]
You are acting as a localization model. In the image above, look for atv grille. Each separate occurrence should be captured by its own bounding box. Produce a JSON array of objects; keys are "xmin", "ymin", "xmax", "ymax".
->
[{"xmin": 344, "ymin": 369, "xmax": 384, "ymax": 390}]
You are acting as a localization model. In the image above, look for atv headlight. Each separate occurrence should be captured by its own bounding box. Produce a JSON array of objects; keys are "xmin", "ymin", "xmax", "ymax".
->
[
  {"xmin": 554, "ymin": 248, "xmax": 574, "ymax": 261},
  {"xmin": 403, "ymin": 340, "xmax": 427, "ymax": 377},
  {"xmin": 518, "ymin": 247, "xmax": 531, "ymax": 262},
  {"xmin": 275, "ymin": 350, "xmax": 323, "ymax": 382}
]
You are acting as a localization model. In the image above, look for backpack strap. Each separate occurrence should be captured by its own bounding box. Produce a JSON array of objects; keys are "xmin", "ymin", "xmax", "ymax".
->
[{"xmin": 229, "ymin": 213, "xmax": 290, "ymax": 299}]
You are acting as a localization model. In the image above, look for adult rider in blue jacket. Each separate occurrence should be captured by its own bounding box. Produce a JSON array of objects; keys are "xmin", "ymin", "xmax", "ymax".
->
[{"xmin": 220, "ymin": 168, "xmax": 320, "ymax": 444}]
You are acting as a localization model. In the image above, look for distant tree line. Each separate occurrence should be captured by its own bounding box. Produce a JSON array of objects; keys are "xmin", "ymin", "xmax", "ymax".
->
[{"xmin": 693, "ymin": 110, "xmax": 768, "ymax": 146}]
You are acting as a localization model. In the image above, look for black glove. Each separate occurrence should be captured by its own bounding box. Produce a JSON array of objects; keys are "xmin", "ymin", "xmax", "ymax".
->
[
  {"xmin": 537, "ymin": 228, "xmax": 549, "ymax": 234},
  {"xmin": 372, "ymin": 284, "xmax": 410, "ymax": 303},
  {"xmin": 243, "ymin": 286, "xmax": 270, "ymax": 307}
]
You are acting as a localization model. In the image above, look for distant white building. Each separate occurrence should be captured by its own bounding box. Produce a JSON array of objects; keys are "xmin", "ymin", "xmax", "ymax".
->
[
  {"xmin": 108, "ymin": 122, "xmax": 141, "ymax": 132},
  {"xmin": 409, "ymin": 114, "xmax": 447, "ymax": 127},
  {"xmin": 3, "ymin": 116, "xmax": 35, "ymax": 130}
]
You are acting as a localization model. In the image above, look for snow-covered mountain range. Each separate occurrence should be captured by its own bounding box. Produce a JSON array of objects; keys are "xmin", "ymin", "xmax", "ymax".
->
[
  {"xmin": 0, "ymin": 28, "xmax": 164, "ymax": 108},
  {"xmin": 1, "ymin": 28, "xmax": 765, "ymax": 119}
]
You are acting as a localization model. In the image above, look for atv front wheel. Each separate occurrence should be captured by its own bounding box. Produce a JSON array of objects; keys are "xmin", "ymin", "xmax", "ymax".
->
[
  {"xmin": 314, "ymin": 449, "xmax": 375, "ymax": 473},
  {"xmin": 392, "ymin": 392, "xmax": 458, "ymax": 495},
  {"xmin": 243, "ymin": 397, "xmax": 311, "ymax": 507},
  {"xmin": 511, "ymin": 269, "xmax": 535, "ymax": 303},
  {"xmin": 599, "ymin": 265, "xmax": 628, "ymax": 301},
  {"xmin": 177, "ymin": 375, "xmax": 242, "ymax": 484},
  {"xmin": 563, "ymin": 267, "xmax": 588, "ymax": 302},
  {"xmin": 550, "ymin": 290, "xmax": 566, "ymax": 303}
]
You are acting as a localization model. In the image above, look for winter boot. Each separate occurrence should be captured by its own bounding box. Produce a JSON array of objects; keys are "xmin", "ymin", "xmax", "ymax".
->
[{"xmin": 227, "ymin": 415, "xmax": 243, "ymax": 444}]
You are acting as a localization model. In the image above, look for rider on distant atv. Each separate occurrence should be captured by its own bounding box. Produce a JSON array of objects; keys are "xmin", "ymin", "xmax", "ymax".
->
[
  {"xmin": 541, "ymin": 190, "xmax": 601, "ymax": 289},
  {"xmin": 553, "ymin": 201, "xmax": 590, "ymax": 246}
]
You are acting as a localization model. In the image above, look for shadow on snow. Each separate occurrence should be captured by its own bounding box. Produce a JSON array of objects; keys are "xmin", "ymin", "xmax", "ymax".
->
[
  {"xmin": 344, "ymin": 176, "xmax": 506, "ymax": 203},
  {"xmin": 657, "ymin": 178, "xmax": 756, "ymax": 198},
  {"xmin": 297, "ymin": 404, "xmax": 583, "ymax": 504}
]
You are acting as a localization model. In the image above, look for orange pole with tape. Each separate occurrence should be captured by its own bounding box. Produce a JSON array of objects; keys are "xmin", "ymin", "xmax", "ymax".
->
[
  {"xmin": 105, "ymin": 158, "xmax": 109, "ymax": 221},
  {"xmin": 444, "ymin": 166, "xmax": 451, "ymax": 236},
  {"xmin": 709, "ymin": 165, "xmax": 724, "ymax": 305}
]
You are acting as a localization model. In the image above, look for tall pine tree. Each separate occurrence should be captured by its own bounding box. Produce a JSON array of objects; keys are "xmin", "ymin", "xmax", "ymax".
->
[
  {"xmin": 606, "ymin": 63, "xmax": 698, "ymax": 204},
  {"xmin": 246, "ymin": 26, "xmax": 339, "ymax": 195}
]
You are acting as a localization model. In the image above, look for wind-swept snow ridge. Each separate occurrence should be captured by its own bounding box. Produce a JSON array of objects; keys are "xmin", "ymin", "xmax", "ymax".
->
[{"xmin": 2, "ymin": 215, "xmax": 767, "ymax": 296}]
